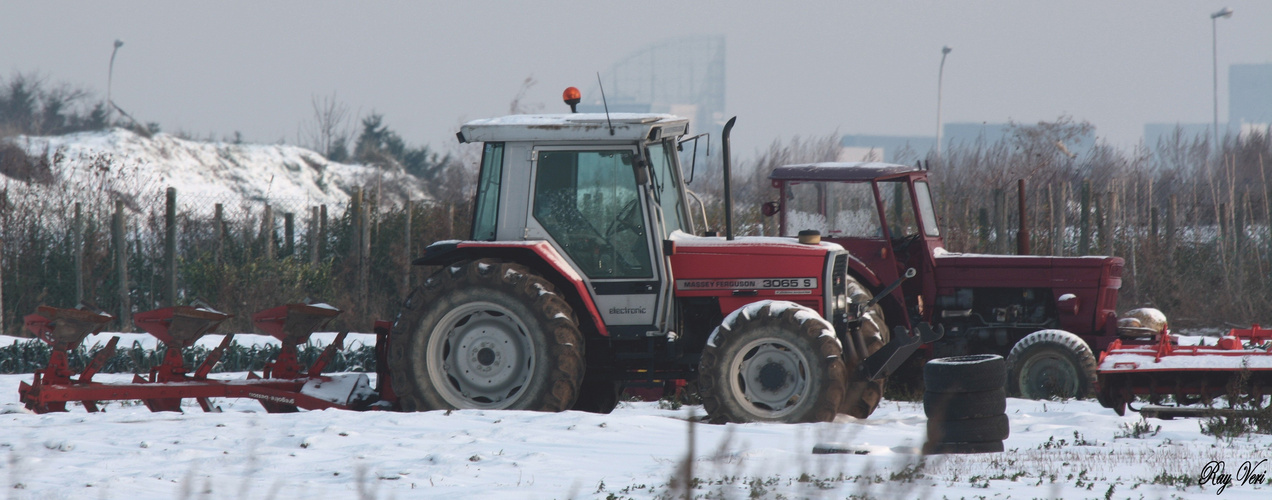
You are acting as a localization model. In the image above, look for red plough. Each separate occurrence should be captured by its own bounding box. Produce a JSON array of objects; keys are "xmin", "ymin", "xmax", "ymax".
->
[
  {"xmin": 17, "ymin": 303, "xmax": 376, "ymax": 414},
  {"xmin": 1097, "ymin": 325, "xmax": 1272, "ymax": 417},
  {"xmin": 18, "ymin": 305, "xmax": 117, "ymax": 413}
]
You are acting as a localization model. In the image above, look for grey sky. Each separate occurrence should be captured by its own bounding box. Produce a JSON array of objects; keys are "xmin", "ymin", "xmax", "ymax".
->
[{"xmin": 2, "ymin": 1, "xmax": 1269, "ymax": 157}]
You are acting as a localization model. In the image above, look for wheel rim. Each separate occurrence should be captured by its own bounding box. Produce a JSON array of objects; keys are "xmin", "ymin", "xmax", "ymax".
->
[
  {"xmin": 426, "ymin": 302, "xmax": 535, "ymax": 409},
  {"xmin": 727, "ymin": 338, "xmax": 811, "ymax": 418},
  {"xmin": 1018, "ymin": 351, "xmax": 1079, "ymax": 399}
]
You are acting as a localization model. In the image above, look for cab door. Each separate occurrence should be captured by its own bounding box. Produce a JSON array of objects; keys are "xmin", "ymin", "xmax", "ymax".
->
[{"xmin": 524, "ymin": 146, "xmax": 669, "ymax": 339}]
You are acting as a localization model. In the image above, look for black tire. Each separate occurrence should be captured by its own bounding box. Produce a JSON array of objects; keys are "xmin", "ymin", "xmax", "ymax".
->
[
  {"xmin": 1006, "ymin": 329, "xmax": 1098, "ymax": 400},
  {"xmin": 924, "ymin": 388, "xmax": 1007, "ymax": 421},
  {"xmin": 698, "ymin": 301, "xmax": 847, "ymax": 424},
  {"xmin": 927, "ymin": 414, "xmax": 1010, "ymax": 443},
  {"xmin": 924, "ymin": 355, "xmax": 1006, "ymax": 394},
  {"xmin": 389, "ymin": 259, "xmax": 585, "ymax": 412},
  {"xmin": 840, "ymin": 276, "xmax": 889, "ymax": 418},
  {"xmin": 923, "ymin": 440, "xmax": 1005, "ymax": 455},
  {"xmin": 571, "ymin": 374, "xmax": 622, "ymax": 414}
]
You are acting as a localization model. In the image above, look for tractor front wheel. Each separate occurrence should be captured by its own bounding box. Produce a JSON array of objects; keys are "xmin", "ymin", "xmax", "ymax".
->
[
  {"xmin": 841, "ymin": 275, "xmax": 889, "ymax": 418},
  {"xmin": 698, "ymin": 301, "xmax": 847, "ymax": 423},
  {"xmin": 390, "ymin": 259, "xmax": 584, "ymax": 412},
  {"xmin": 1006, "ymin": 329, "xmax": 1098, "ymax": 400}
]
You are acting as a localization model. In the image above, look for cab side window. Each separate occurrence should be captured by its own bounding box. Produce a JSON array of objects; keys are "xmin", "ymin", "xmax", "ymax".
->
[{"xmin": 533, "ymin": 150, "xmax": 652, "ymax": 279}]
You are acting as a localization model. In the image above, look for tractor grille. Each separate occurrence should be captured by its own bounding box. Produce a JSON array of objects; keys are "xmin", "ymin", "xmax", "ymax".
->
[
  {"xmin": 832, "ymin": 254, "xmax": 848, "ymax": 296},
  {"xmin": 830, "ymin": 253, "xmax": 849, "ymax": 334}
]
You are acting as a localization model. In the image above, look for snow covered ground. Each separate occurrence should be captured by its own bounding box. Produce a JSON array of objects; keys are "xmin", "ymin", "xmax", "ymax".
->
[
  {"xmin": 2, "ymin": 128, "xmax": 430, "ymax": 209},
  {"xmin": 3, "ymin": 334, "xmax": 1271, "ymax": 499}
]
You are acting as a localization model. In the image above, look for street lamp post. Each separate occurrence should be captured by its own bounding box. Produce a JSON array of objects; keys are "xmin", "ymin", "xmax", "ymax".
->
[
  {"xmin": 108, "ymin": 39, "xmax": 123, "ymax": 124},
  {"xmin": 936, "ymin": 46, "xmax": 952, "ymax": 160},
  {"xmin": 1211, "ymin": 7, "xmax": 1232, "ymax": 152}
]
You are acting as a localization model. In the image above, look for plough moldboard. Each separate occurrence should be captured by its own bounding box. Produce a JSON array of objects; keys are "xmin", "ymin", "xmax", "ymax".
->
[
  {"xmin": 16, "ymin": 302, "xmax": 389, "ymax": 414},
  {"xmin": 1097, "ymin": 324, "xmax": 1272, "ymax": 416}
]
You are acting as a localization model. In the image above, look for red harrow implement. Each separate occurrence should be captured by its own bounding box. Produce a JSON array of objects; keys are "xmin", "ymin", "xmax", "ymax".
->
[
  {"xmin": 1097, "ymin": 324, "xmax": 1272, "ymax": 418},
  {"xmin": 17, "ymin": 303, "xmax": 376, "ymax": 414}
]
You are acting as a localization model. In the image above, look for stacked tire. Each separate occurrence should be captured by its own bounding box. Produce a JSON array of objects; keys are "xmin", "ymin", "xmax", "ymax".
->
[{"xmin": 922, "ymin": 354, "xmax": 1009, "ymax": 454}]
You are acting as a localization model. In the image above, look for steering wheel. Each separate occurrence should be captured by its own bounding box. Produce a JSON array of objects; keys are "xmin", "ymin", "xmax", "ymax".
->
[
  {"xmin": 605, "ymin": 198, "xmax": 644, "ymax": 238},
  {"xmin": 893, "ymin": 233, "xmax": 923, "ymax": 254}
]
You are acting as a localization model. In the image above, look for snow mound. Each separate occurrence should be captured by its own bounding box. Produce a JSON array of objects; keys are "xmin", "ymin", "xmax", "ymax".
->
[{"xmin": 2, "ymin": 128, "xmax": 429, "ymax": 208}]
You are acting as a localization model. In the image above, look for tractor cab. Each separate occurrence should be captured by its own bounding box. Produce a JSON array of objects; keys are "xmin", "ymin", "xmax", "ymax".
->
[
  {"xmin": 767, "ymin": 162, "xmax": 941, "ymax": 327},
  {"xmin": 456, "ymin": 112, "xmax": 692, "ymax": 339}
]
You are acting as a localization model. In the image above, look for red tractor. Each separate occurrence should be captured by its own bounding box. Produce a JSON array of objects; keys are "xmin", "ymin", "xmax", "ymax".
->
[
  {"xmin": 764, "ymin": 162, "xmax": 1162, "ymax": 399},
  {"xmin": 383, "ymin": 93, "xmax": 940, "ymax": 423}
]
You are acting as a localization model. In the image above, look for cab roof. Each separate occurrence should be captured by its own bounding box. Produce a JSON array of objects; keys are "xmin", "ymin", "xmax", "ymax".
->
[
  {"xmin": 768, "ymin": 162, "xmax": 924, "ymax": 182},
  {"xmin": 459, "ymin": 113, "xmax": 690, "ymax": 143}
]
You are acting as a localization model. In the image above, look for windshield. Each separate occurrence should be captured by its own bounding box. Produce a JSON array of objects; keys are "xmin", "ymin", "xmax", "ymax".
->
[
  {"xmin": 914, "ymin": 180, "xmax": 940, "ymax": 237},
  {"xmin": 878, "ymin": 180, "xmax": 918, "ymax": 239},
  {"xmin": 784, "ymin": 181, "xmax": 882, "ymax": 238}
]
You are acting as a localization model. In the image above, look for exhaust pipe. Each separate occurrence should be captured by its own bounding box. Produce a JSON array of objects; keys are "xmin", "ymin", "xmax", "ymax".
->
[{"xmin": 722, "ymin": 117, "xmax": 737, "ymax": 240}]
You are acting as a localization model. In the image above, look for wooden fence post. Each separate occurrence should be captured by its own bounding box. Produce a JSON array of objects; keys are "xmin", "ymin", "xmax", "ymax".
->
[
  {"xmin": 448, "ymin": 203, "xmax": 456, "ymax": 239},
  {"xmin": 361, "ymin": 198, "xmax": 372, "ymax": 314},
  {"xmin": 1047, "ymin": 184, "xmax": 1058, "ymax": 255},
  {"xmin": 259, "ymin": 205, "xmax": 272, "ymax": 260},
  {"xmin": 1237, "ymin": 192, "xmax": 1249, "ymax": 254},
  {"xmin": 1166, "ymin": 194, "xmax": 1177, "ymax": 259},
  {"xmin": 992, "ymin": 188, "xmax": 1007, "ymax": 254},
  {"xmin": 1079, "ymin": 180, "xmax": 1091, "ymax": 255},
  {"xmin": 284, "ymin": 212, "xmax": 295, "ymax": 258},
  {"xmin": 1061, "ymin": 182, "xmax": 1071, "ymax": 256},
  {"xmin": 165, "ymin": 187, "xmax": 177, "ymax": 307},
  {"xmin": 1016, "ymin": 179, "xmax": 1030, "ymax": 255},
  {"xmin": 1094, "ymin": 194, "xmax": 1105, "ymax": 256},
  {"xmin": 319, "ymin": 204, "xmax": 329, "ymax": 261},
  {"xmin": 113, "ymin": 200, "xmax": 131, "ymax": 331},
  {"xmin": 402, "ymin": 197, "xmax": 413, "ymax": 299},
  {"xmin": 0, "ymin": 235, "xmax": 5, "ymax": 335},
  {"xmin": 214, "ymin": 203, "xmax": 224, "ymax": 266},
  {"xmin": 1104, "ymin": 191, "xmax": 1115, "ymax": 257},
  {"xmin": 309, "ymin": 206, "xmax": 319, "ymax": 264},
  {"xmin": 352, "ymin": 189, "xmax": 367, "ymax": 314},
  {"xmin": 1150, "ymin": 206, "xmax": 1159, "ymax": 255},
  {"xmin": 977, "ymin": 207, "xmax": 990, "ymax": 251},
  {"xmin": 74, "ymin": 202, "xmax": 84, "ymax": 304}
]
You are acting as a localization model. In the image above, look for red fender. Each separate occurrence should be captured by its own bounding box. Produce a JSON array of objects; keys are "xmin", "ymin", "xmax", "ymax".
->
[{"xmin": 456, "ymin": 241, "xmax": 609, "ymax": 337}]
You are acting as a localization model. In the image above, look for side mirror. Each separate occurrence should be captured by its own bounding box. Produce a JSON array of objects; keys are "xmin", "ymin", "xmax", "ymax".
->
[
  {"xmin": 633, "ymin": 160, "xmax": 650, "ymax": 185},
  {"xmin": 761, "ymin": 201, "xmax": 779, "ymax": 217}
]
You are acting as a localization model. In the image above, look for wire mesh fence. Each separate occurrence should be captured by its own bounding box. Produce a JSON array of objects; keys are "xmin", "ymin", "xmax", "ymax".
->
[{"xmin": 1, "ymin": 182, "xmax": 470, "ymax": 337}]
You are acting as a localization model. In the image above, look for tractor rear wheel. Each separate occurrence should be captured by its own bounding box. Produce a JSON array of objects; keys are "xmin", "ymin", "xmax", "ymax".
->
[
  {"xmin": 841, "ymin": 276, "xmax": 889, "ymax": 418},
  {"xmin": 698, "ymin": 301, "xmax": 847, "ymax": 424},
  {"xmin": 390, "ymin": 259, "xmax": 584, "ymax": 412},
  {"xmin": 1006, "ymin": 329, "xmax": 1098, "ymax": 400}
]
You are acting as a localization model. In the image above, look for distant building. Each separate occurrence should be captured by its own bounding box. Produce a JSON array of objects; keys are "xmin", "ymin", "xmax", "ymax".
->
[
  {"xmin": 838, "ymin": 135, "xmax": 931, "ymax": 163},
  {"xmin": 578, "ymin": 35, "xmax": 726, "ymax": 134},
  {"xmin": 942, "ymin": 122, "xmax": 1013, "ymax": 149},
  {"xmin": 1143, "ymin": 123, "xmax": 1213, "ymax": 149},
  {"xmin": 840, "ymin": 121, "xmax": 1093, "ymax": 163},
  {"xmin": 1145, "ymin": 63, "xmax": 1270, "ymax": 148},
  {"xmin": 1230, "ymin": 63, "xmax": 1272, "ymax": 130}
]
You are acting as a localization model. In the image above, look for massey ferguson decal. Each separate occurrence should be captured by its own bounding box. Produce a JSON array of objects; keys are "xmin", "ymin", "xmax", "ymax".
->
[{"xmin": 675, "ymin": 278, "xmax": 818, "ymax": 290}]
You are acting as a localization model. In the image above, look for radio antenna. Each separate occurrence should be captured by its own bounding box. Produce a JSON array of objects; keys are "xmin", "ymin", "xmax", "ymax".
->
[{"xmin": 596, "ymin": 72, "xmax": 615, "ymax": 136}]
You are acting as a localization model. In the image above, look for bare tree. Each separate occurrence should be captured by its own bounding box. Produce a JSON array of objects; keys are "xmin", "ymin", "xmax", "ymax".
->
[
  {"xmin": 508, "ymin": 76, "xmax": 542, "ymax": 115},
  {"xmin": 298, "ymin": 92, "xmax": 354, "ymax": 160}
]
